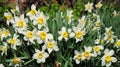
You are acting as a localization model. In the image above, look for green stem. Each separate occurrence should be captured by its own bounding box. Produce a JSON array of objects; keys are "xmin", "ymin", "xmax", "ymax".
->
[{"xmin": 24, "ymin": 59, "xmax": 34, "ymax": 65}]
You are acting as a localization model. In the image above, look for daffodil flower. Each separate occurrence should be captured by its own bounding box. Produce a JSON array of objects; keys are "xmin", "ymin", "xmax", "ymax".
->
[
  {"xmin": 23, "ymin": 29, "xmax": 37, "ymax": 44},
  {"xmin": 66, "ymin": 10, "xmax": 73, "ymax": 24},
  {"xmin": 93, "ymin": 13, "xmax": 100, "ymax": 19},
  {"xmin": 95, "ymin": 1, "xmax": 102, "ymax": 9},
  {"xmin": 115, "ymin": 39, "xmax": 120, "ymax": 48},
  {"xmin": 2, "ymin": 28, "xmax": 10, "ymax": 39},
  {"xmin": 26, "ymin": 4, "xmax": 37, "ymax": 20},
  {"xmin": 78, "ymin": 16, "xmax": 86, "ymax": 28},
  {"xmin": 32, "ymin": 49, "xmax": 49, "ymax": 63},
  {"xmin": 0, "ymin": 42, "xmax": 7, "ymax": 56},
  {"xmin": 82, "ymin": 46, "xmax": 94, "ymax": 60},
  {"xmin": 36, "ymin": 30, "xmax": 53, "ymax": 44},
  {"xmin": 105, "ymin": 26, "xmax": 114, "ymax": 35},
  {"xmin": 101, "ymin": 49, "xmax": 117, "ymax": 67},
  {"xmin": 7, "ymin": 34, "xmax": 21, "ymax": 50},
  {"xmin": 4, "ymin": 12, "xmax": 14, "ymax": 25},
  {"xmin": 93, "ymin": 45, "xmax": 104, "ymax": 57},
  {"xmin": 85, "ymin": 2, "xmax": 93, "ymax": 12},
  {"xmin": 13, "ymin": 14, "xmax": 28, "ymax": 34},
  {"xmin": 33, "ymin": 11, "xmax": 49, "ymax": 29},
  {"xmin": 44, "ymin": 40, "xmax": 59, "ymax": 53},
  {"xmin": 73, "ymin": 26, "xmax": 85, "ymax": 43},
  {"xmin": 104, "ymin": 34, "xmax": 115, "ymax": 43},
  {"xmin": 58, "ymin": 27, "xmax": 69, "ymax": 41},
  {"xmin": 73, "ymin": 50, "xmax": 85, "ymax": 64},
  {"xmin": 9, "ymin": 57, "xmax": 21, "ymax": 67}
]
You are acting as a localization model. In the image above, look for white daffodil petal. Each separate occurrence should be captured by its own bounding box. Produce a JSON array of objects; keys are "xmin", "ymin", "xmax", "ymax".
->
[
  {"xmin": 106, "ymin": 62, "xmax": 111, "ymax": 67},
  {"xmin": 112, "ymin": 57, "xmax": 117, "ymax": 63},
  {"xmin": 76, "ymin": 59, "xmax": 80, "ymax": 64}
]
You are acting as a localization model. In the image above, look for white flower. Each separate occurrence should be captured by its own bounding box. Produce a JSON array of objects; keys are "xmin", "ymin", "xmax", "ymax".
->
[
  {"xmin": 104, "ymin": 34, "xmax": 115, "ymax": 43},
  {"xmin": 32, "ymin": 49, "xmax": 49, "ymax": 63},
  {"xmin": 0, "ymin": 42, "xmax": 7, "ymax": 56},
  {"xmin": 115, "ymin": 39, "xmax": 120, "ymax": 48},
  {"xmin": 78, "ymin": 16, "xmax": 86, "ymax": 27},
  {"xmin": 4, "ymin": 12, "xmax": 14, "ymax": 25},
  {"xmin": 0, "ymin": 64, "xmax": 5, "ymax": 67},
  {"xmin": 43, "ymin": 40, "xmax": 59, "ymax": 53},
  {"xmin": 73, "ymin": 50, "xmax": 85, "ymax": 64},
  {"xmin": 33, "ymin": 11, "xmax": 48, "ymax": 29},
  {"xmin": 78, "ymin": 16, "xmax": 85, "ymax": 23},
  {"xmin": 36, "ymin": 30, "xmax": 52, "ymax": 44},
  {"xmin": 9, "ymin": 57, "xmax": 21, "ymax": 67},
  {"xmin": 95, "ymin": 18, "xmax": 101, "ymax": 27},
  {"xmin": 85, "ymin": 2, "xmax": 93, "ymax": 12},
  {"xmin": 93, "ymin": 45, "xmax": 104, "ymax": 57},
  {"xmin": 58, "ymin": 27, "xmax": 69, "ymax": 41},
  {"xmin": 7, "ymin": 34, "xmax": 21, "ymax": 50},
  {"xmin": 23, "ymin": 29, "xmax": 37, "ymax": 44},
  {"xmin": 93, "ymin": 17, "xmax": 101, "ymax": 30},
  {"xmin": 13, "ymin": 14, "xmax": 28, "ymax": 34},
  {"xmin": 95, "ymin": 1, "xmax": 102, "ymax": 9},
  {"xmin": 26, "ymin": 4, "xmax": 37, "ymax": 20},
  {"xmin": 73, "ymin": 26, "xmax": 85, "ymax": 43},
  {"xmin": 93, "ymin": 13, "xmax": 100, "ymax": 19},
  {"xmin": 101, "ymin": 49, "xmax": 117, "ymax": 67},
  {"xmin": 66, "ymin": 10, "xmax": 73, "ymax": 24},
  {"xmin": 113, "ymin": 10, "xmax": 118, "ymax": 17},
  {"xmin": 2, "ymin": 28, "xmax": 10, "ymax": 39},
  {"xmin": 82, "ymin": 46, "xmax": 94, "ymax": 60},
  {"xmin": 105, "ymin": 26, "xmax": 114, "ymax": 35}
]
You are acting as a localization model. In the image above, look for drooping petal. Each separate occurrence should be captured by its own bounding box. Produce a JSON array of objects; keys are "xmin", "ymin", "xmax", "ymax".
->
[
  {"xmin": 76, "ymin": 59, "xmax": 80, "ymax": 64},
  {"xmin": 106, "ymin": 62, "xmax": 111, "ymax": 67},
  {"xmin": 112, "ymin": 57, "xmax": 117, "ymax": 63}
]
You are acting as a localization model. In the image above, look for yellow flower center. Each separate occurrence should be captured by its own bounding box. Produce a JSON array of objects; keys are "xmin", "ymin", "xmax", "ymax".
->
[
  {"xmin": 39, "ymin": 31, "xmax": 46, "ymax": 40},
  {"xmin": 77, "ymin": 54, "xmax": 82, "ymax": 60},
  {"xmin": 84, "ymin": 52, "xmax": 90, "ymax": 58},
  {"xmin": 108, "ymin": 36, "xmax": 112, "ymax": 41},
  {"xmin": 108, "ymin": 30, "xmax": 112, "ymax": 35},
  {"xmin": 38, "ymin": 53, "xmax": 43, "ymax": 59},
  {"xmin": 13, "ymin": 58, "xmax": 19, "ymax": 64},
  {"xmin": 94, "ymin": 16, "xmax": 97, "ymax": 19},
  {"xmin": 105, "ymin": 55, "xmax": 112, "ymax": 62},
  {"xmin": 30, "ymin": 10, "xmax": 35, "ymax": 15},
  {"xmin": 87, "ymin": 4, "xmax": 91, "ymax": 10},
  {"xmin": 96, "ymin": 22, "xmax": 100, "ymax": 27},
  {"xmin": 62, "ymin": 32, "xmax": 68, "ymax": 38},
  {"xmin": 116, "ymin": 40, "xmax": 120, "ymax": 47},
  {"xmin": 94, "ymin": 46, "xmax": 100, "ymax": 52},
  {"xmin": 37, "ymin": 18, "xmax": 45, "ymax": 24},
  {"xmin": 79, "ymin": 19, "xmax": 84, "ymax": 23},
  {"xmin": 6, "ymin": 15, "xmax": 12, "ymax": 20},
  {"xmin": 3, "ymin": 30, "xmax": 9, "ymax": 36},
  {"xmin": 96, "ymin": 3, "xmax": 101, "ymax": 8},
  {"xmin": 47, "ymin": 42, "xmax": 53, "ymax": 48},
  {"xmin": 0, "ymin": 32, "xmax": 2, "ymax": 37},
  {"xmin": 10, "ymin": 39, "xmax": 16, "ymax": 45},
  {"xmin": 27, "ymin": 32, "xmax": 33, "ymax": 39},
  {"xmin": 18, "ymin": 20, "xmax": 24, "ymax": 27},
  {"xmin": 76, "ymin": 31, "xmax": 83, "ymax": 39},
  {"xmin": 66, "ymin": 15, "xmax": 70, "ymax": 20},
  {"xmin": 1, "ymin": 46, "xmax": 5, "ymax": 52}
]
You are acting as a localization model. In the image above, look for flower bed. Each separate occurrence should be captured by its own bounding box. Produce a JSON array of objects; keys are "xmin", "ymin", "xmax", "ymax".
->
[{"xmin": 0, "ymin": 1, "xmax": 120, "ymax": 67}]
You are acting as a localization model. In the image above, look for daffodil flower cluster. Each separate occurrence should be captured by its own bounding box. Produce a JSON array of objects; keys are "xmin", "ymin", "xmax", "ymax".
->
[{"xmin": 0, "ymin": 1, "xmax": 120, "ymax": 67}]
